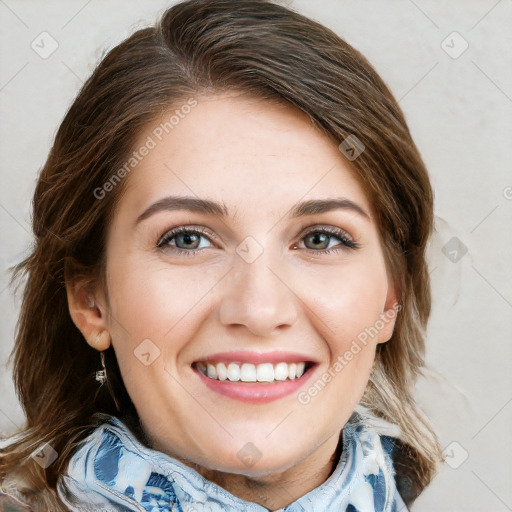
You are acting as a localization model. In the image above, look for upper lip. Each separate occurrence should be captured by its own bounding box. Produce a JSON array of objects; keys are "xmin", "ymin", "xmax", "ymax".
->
[{"xmin": 194, "ymin": 350, "xmax": 318, "ymax": 365}]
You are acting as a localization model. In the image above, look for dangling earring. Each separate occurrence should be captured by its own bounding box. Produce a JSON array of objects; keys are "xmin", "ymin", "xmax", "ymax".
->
[
  {"xmin": 95, "ymin": 350, "xmax": 121, "ymax": 413},
  {"xmin": 95, "ymin": 350, "xmax": 107, "ymax": 384}
]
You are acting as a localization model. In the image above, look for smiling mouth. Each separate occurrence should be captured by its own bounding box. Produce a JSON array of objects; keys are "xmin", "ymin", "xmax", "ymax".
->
[{"xmin": 193, "ymin": 361, "xmax": 315, "ymax": 383}]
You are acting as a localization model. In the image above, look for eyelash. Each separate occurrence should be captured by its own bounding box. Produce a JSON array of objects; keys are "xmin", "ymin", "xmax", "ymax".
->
[{"xmin": 156, "ymin": 225, "xmax": 360, "ymax": 256}]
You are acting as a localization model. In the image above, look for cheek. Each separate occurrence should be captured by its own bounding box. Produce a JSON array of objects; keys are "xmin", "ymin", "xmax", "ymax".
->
[
  {"xmin": 103, "ymin": 257, "xmax": 216, "ymax": 419},
  {"xmin": 103, "ymin": 256, "xmax": 230, "ymax": 400},
  {"xmin": 108, "ymin": 252, "xmax": 214, "ymax": 324},
  {"xmin": 298, "ymin": 256, "xmax": 390, "ymax": 348}
]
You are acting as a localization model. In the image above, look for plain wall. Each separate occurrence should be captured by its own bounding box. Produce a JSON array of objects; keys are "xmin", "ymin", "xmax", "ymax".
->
[{"xmin": 1, "ymin": 1, "xmax": 511, "ymax": 510}]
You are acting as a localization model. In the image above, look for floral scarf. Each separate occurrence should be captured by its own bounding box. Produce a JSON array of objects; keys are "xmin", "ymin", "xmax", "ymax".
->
[{"xmin": 56, "ymin": 412, "xmax": 409, "ymax": 512}]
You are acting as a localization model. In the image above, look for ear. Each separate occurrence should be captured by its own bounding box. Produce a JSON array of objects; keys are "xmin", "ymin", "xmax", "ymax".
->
[
  {"xmin": 376, "ymin": 279, "xmax": 400, "ymax": 344},
  {"xmin": 66, "ymin": 278, "xmax": 111, "ymax": 351}
]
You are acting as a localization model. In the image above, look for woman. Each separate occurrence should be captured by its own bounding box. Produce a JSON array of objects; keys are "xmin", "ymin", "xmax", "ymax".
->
[{"xmin": 0, "ymin": 0, "xmax": 443, "ymax": 510}]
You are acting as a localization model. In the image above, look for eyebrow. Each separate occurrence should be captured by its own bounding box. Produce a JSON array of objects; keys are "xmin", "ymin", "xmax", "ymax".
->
[{"xmin": 135, "ymin": 195, "xmax": 370, "ymax": 224}]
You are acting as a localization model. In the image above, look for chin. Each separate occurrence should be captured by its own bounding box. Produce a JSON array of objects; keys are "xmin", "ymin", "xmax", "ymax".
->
[
  {"xmin": 197, "ymin": 443, "xmax": 310, "ymax": 479},
  {"xmin": 199, "ymin": 459, "xmax": 298, "ymax": 481}
]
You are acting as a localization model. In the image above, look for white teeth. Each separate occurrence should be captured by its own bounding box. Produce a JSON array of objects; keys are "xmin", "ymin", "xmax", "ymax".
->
[
  {"xmin": 274, "ymin": 362, "xmax": 288, "ymax": 381},
  {"xmin": 227, "ymin": 363, "xmax": 241, "ymax": 381},
  {"xmin": 240, "ymin": 363, "xmax": 257, "ymax": 382},
  {"xmin": 197, "ymin": 361, "xmax": 310, "ymax": 382},
  {"xmin": 217, "ymin": 362, "xmax": 227, "ymax": 381},
  {"xmin": 207, "ymin": 363, "xmax": 217, "ymax": 379},
  {"xmin": 256, "ymin": 363, "xmax": 274, "ymax": 382}
]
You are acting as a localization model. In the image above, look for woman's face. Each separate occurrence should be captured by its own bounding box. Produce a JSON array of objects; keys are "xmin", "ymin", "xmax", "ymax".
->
[{"xmin": 97, "ymin": 92, "xmax": 397, "ymax": 476}]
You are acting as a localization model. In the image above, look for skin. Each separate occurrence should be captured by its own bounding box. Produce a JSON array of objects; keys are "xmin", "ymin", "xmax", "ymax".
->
[{"xmin": 68, "ymin": 92, "xmax": 397, "ymax": 511}]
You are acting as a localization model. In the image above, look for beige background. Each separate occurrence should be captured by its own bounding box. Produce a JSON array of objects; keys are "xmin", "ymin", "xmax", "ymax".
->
[{"xmin": 1, "ymin": 1, "xmax": 511, "ymax": 510}]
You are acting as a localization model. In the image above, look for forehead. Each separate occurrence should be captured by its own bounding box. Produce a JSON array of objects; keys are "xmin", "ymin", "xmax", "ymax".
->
[{"xmin": 117, "ymin": 92, "xmax": 371, "ymax": 219}]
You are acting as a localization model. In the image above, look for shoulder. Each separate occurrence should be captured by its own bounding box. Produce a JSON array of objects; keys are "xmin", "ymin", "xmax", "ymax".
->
[
  {"xmin": 380, "ymin": 434, "xmax": 420, "ymax": 507},
  {"xmin": 346, "ymin": 409, "xmax": 418, "ymax": 508}
]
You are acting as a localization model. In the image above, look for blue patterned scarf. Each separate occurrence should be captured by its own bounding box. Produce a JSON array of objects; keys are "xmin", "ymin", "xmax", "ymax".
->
[{"xmin": 57, "ymin": 412, "xmax": 409, "ymax": 511}]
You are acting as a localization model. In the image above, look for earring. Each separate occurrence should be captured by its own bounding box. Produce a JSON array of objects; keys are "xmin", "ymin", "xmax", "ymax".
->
[
  {"xmin": 95, "ymin": 350, "xmax": 107, "ymax": 384},
  {"xmin": 94, "ymin": 350, "xmax": 121, "ymax": 412}
]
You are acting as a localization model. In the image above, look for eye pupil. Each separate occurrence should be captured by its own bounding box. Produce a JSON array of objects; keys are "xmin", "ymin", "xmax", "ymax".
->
[
  {"xmin": 305, "ymin": 232, "xmax": 329, "ymax": 250},
  {"xmin": 177, "ymin": 233, "xmax": 200, "ymax": 249}
]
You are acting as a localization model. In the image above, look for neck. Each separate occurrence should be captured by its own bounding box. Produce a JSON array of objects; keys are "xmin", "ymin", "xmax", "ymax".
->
[{"xmin": 176, "ymin": 432, "xmax": 343, "ymax": 511}]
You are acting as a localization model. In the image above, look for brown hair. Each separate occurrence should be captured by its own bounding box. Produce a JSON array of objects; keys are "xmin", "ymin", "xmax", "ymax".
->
[{"xmin": 0, "ymin": 0, "xmax": 442, "ymax": 509}]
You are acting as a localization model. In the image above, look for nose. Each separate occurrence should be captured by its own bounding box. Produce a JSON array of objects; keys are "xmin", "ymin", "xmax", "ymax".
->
[{"xmin": 217, "ymin": 251, "xmax": 298, "ymax": 337}]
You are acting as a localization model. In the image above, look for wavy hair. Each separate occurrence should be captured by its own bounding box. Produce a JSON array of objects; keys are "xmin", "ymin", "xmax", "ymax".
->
[{"xmin": 0, "ymin": 1, "xmax": 442, "ymax": 509}]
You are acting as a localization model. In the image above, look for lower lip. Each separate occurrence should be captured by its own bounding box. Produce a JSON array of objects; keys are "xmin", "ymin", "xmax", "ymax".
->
[{"xmin": 193, "ymin": 365, "xmax": 316, "ymax": 404}]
